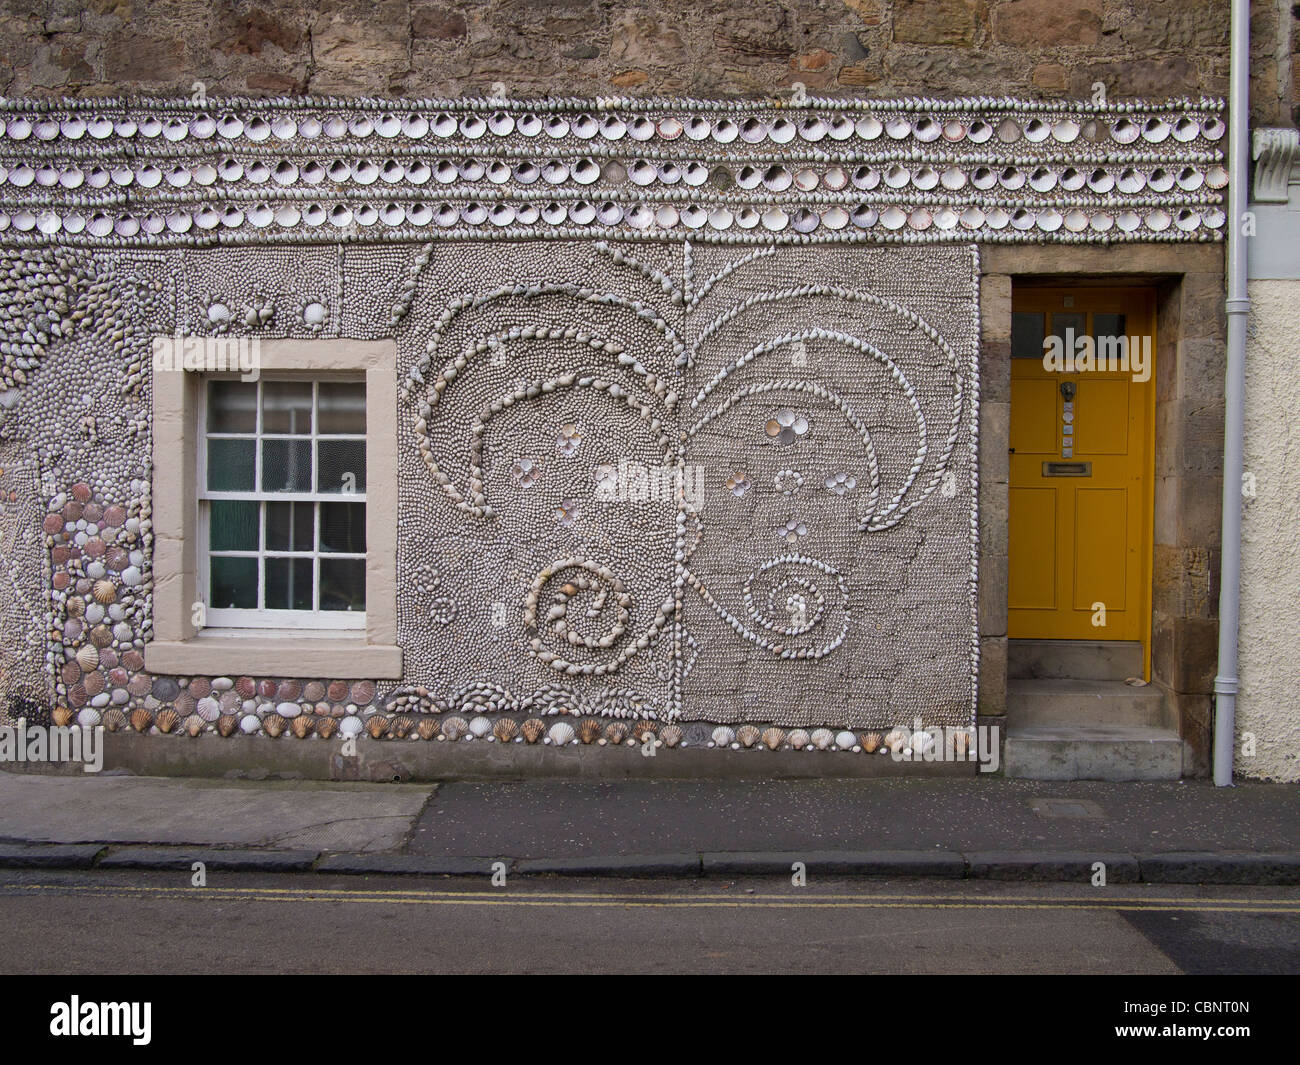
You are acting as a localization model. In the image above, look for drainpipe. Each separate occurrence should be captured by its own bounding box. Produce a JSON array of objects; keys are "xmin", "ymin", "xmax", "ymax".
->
[{"xmin": 1213, "ymin": 0, "xmax": 1251, "ymax": 786}]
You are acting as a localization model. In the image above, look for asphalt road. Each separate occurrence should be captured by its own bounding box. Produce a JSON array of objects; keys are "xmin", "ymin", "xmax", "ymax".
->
[{"xmin": 2, "ymin": 870, "xmax": 1298, "ymax": 975}]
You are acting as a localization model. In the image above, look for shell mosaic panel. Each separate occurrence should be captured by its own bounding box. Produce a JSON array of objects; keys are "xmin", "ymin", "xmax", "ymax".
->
[{"xmin": 0, "ymin": 94, "xmax": 1216, "ymax": 751}]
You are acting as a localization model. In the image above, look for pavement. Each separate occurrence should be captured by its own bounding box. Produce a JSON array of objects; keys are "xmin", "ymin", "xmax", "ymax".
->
[{"xmin": 1, "ymin": 768, "xmax": 1298, "ymax": 883}]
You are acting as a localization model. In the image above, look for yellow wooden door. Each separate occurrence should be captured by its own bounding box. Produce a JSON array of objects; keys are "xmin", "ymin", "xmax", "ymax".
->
[{"xmin": 1008, "ymin": 287, "xmax": 1156, "ymax": 668}]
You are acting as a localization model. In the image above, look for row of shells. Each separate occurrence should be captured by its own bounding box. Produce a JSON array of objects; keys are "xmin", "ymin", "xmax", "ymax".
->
[
  {"xmin": 0, "ymin": 111, "xmax": 1225, "ymax": 147},
  {"xmin": 0, "ymin": 159, "xmax": 1229, "ymax": 194},
  {"xmin": 1, "ymin": 203, "xmax": 1225, "ymax": 237},
  {"xmin": 59, "ymin": 708, "xmax": 973, "ymax": 754}
]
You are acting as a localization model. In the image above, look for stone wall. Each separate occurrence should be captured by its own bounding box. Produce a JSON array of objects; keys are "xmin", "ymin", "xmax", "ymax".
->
[{"xmin": 1, "ymin": 1, "xmax": 1292, "ymax": 123}]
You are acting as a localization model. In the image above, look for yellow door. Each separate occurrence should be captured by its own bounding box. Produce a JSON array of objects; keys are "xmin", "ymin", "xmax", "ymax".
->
[{"xmin": 1008, "ymin": 287, "xmax": 1156, "ymax": 672}]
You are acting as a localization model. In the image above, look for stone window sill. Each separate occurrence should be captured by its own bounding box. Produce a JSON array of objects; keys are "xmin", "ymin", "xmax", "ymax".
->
[{"xmin": 145, "ymin": 634, "xmax": 402, "ymax": 679}]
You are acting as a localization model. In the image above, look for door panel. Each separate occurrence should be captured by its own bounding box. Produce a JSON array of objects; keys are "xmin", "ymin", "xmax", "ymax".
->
[{"xmin": 1007, "ymin": 287, "xmax": 1155, "ymax": 659}]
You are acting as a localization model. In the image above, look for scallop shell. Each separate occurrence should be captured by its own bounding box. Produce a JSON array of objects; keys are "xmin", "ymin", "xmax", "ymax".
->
[
  {"xmin": 811, "ymin": 727, "xmax": 835, "ymax": 750},
  {"xmin": 440, "ymin": 715, "xmax": 469, "ymax": 741},
  {"xmin": 577, "ymin": 717, "xmax": 603, "ymax": 744},
  {"xmin": 391, "ymin": 715, "xmax": 416, "ymax": 739},
  {"xmin": 603, "ymin": 721, "xmax": 628, "ymax": 746},
  {"xmin": 152, "ymin": 708, "xmax": 178, "ymax": 734},
  {"xmin": 130, "ymin": 708, "xmax": 154, "ymax": 733},
  {"xmin": 216, "ymin": 713, "xmax": 239, "ymax": 737},
  {"xmin": 92, "ymin": 579, "xmax": 116, "ymax": 604},
  {"xmin": 75, "ymin": 644, "xmax": 100, "ymax": 672},
  {"xmin": 492, "ymin": 718, "xmax": 519, "ymax": 743},
  {"xmin": 468, "ymin": 714, "xmax": 493, "ymax": 739},
  {"xmin": 910, "ymin": 729, "xmax": 935, "ymax": 756},
  {"xmin": 787, "ymin": 728, "xmax": 811, "ymax": 750},
  {"xmin": 102, "ymin": 708, "xmax": 127, "ymax": 733},
  {"xmin": 862, "ymin": 731, "xmax": 883, "ymax": 753},
  {"xmin": 52, "ymin": 706, "xmax": 74, "ymax": 727},
  {"xmin": 547, "ymin": 720, "xmax": 576, "ymax": 745},
  {"xmin": 183, "ymin": 714, "xmax": 206, "ymax": 737},
  {"xmin": 77, "ymin": 708, "xmax": 101, "ymax": 729},
  {"xmin": 736, "ymin": 724, "xmax": 762, "ymax": 748},
  {"xmin": 710, "ymin": 725, "xmax": 736, "ymax": 748},
  {"xmin": 520, "ymin": 717, "xmax": 546, "ymax": 744},
  {"xmin": 883, "ymin": 728, "xmax": 908, "ymax": 753},
  {"xmin": 835, "ymin": 730, "xmax": 858, "ymax": 751},
  {"xmin": 761, "ymin": 726, "xmax": 785, "ymax": 750},
  {"xmin": 315, "ymin": 716, "xmax": 339, "ymax": 739},
  {"xmin": 632, "ymin": 719, "xmax": 658, "ymax": 742},
  {"xmin": 660, "ymin": 724, "xmax": 684, "ymax": 748},
  {"xmin": 65, "ymin": 596, "xmax": 85, "ymax": 618},
  {"xmin": 365, "ymin": 715, "xmax": 390, "ymax": 739}
]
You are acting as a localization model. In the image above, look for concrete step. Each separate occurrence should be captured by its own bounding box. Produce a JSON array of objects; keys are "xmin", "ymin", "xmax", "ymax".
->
[
  {"xmin": 1006, "ymin": 677, "xmax": 1169, "ymax": 728},
  {"xmin": 1008, "ymin": 639, "xmax": 1143, "ymax": 682},
  {"xmin": 1004, "ymin": 724, "xmax": 1185, "ymax": 781}
]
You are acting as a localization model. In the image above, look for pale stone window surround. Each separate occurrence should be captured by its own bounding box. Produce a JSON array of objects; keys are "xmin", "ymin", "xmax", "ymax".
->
[{"xmin": 146, "ymin": 339, "xmax": 401, "ymax": 679}]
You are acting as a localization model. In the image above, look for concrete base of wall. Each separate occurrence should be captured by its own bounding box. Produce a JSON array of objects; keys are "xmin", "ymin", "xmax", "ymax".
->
[{"xmin": 48, "ymin": 733, "xmax": 984, "ymax": 782}]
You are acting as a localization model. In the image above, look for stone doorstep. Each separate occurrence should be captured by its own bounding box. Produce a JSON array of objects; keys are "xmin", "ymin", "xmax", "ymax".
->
[{"xmin": 4, "ymin": 844, "xmax": 1300, "ymax": 883}]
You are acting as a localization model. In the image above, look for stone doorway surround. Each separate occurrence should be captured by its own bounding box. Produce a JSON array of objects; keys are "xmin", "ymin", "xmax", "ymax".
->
[{"xmin": 978, "ymin": 245, "xmax": 1226, "ymax": 776}]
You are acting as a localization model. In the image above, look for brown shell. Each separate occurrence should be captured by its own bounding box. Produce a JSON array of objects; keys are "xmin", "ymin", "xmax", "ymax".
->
[
  {"xmin": 417, "ymin": 717, "xmax": 440, "ymax": 741},
  {"xmin": 92, "ymin": 579, "xmax": 117, "ymax": 604},
  {"xmin": 89, "ymin": 625, "xmax": 113, "ymax": 649},
  {"xmin": 51, "ymin": 706, "xmax": 74, "ymax": 727},
  {"xmin": 632, "ymin": 719, "xmax": 659, "ymax": 741},
  {"xmin": 364, "ymin": 714, "xmax": 390, "ymax": 739},
  {"xmin": 603, "ymin": 721, "xmax": 629, "ymax": 746},
  {"xmin": 660, "ymin": 724, "xmax": 684, "ymax": 748},
  {"xmin": 65, "ymin": 595, "xmax": 85, "ymax": 618},
  {"xmin": 492, "ymin": 718, "xmax": 519, "ymax": 743},
  {"xmin": 520, "ymin": 717, "xmax": 546, "ymax": 744},
  {"xmin": 216, "ymin": 713, "xmax": 239, "ymax": 737},
  {"xmin": 101, "ymin": 708, "xmax": 127, "ymax": 733},
  {"xmin": 155, "ymin": 708, "xmax": 180, "ymax": 734},
  {"xmin": 761, "ymin": 727, "xmax": 786, "ymax": 750},
  {"xmin": 861, "ymin": 732, "xmax": 882, "ymax": 754},
  {"xmin": 187, "ymin": 677, "xmax": 211, "ymax": 699},
  {"xmin": 440, "ymin": 715, "xmax": 468, "ymax": 741},
  {"xmin": 315, "ymin": 716, "xmax": 339, "ymax": 739},
  {"xmin": 303, "ymin": 681, "xmax": 326, "ymax": 702},
  {"xmin": 275, "ymin": 679, "xmax": 301, "ymax": 702},
  {"xmin": 130, "ymin": 708, "xmax": 154, "ymax": 733},
  {"xmin": 736, "ymin": 724, "xmax": 762, "ymax": 749},
  {"xmin": 120, "ymin": 650, "xmax": 145, "ymax": 671},
  {"xmin": 60, "ymin": 662, "xmax": 81, "ymax": 686},
  {"xmin": 82, "ymin": 670, "xmax": 105, "ymax": 697},
  {"xmin": 327, "ymin": 680, "xmax": 350, "ymax": 702},
  {"xmin": 290, "ymin": 714, "xmax": 315, "ymax": 739},
  {"xmin": 577, "ymin": 717, "xmax": 603, "ymax": 744},
  {"xmin": 351, "ymin": 680, "xmax": 377, "ymax": 705},
  {"xmin": 235, "ymin": 676, "xmax": 257, "ymax": 698},
  {"xmin": 390, "ymin": 715, "xmax": 415, "ymax": 739},
  {"xmin": 66, "ymin": 683, "xmax": 88, "ymax": 708},
  {"xmin": 261, "ymin": 714, "xmax": 286, "ymax": 738},
  {"xmin": 183, "ymin": 714, "xmax": 206, "ymax": 737}
]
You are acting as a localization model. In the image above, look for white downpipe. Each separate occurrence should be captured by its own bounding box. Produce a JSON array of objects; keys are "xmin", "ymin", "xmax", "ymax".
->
[{"xmin": 1214, "ymin": 0, "xmax": 1251, "ymax": 786}]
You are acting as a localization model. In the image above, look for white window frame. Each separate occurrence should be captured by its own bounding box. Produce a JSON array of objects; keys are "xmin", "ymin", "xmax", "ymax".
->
[
  {"xmin": 199, "ymin": 374, "xmax": 367, "ymax": 630},
  {"xmin": 146, "ymin": 338, "xmax": 401, "ymax": 679}
]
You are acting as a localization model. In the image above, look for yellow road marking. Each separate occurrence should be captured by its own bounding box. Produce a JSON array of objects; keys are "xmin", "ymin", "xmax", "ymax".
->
[{"xmin": 4, "ymin": 882, "xmax": 1299, "ymax": 913}]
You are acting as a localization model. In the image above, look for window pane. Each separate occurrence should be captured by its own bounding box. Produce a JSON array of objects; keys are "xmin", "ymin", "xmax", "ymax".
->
[
  {"xmin": 210, "ymin": 556, "xmax": 257, "ymax": 609},
  {"xmin": 262, "ymin": 381, "xmax": 313, "ymax": 434},
  {"xmin": 317, "ymin": 439, "xmax": 366, "ymax": 494},
  {"xmin": 1011, "ymin": 312, "xmax": 1045, "ymax": 358},
  {"xmin": 265, "ymin": 557, "xmax": 314, "ymax": 610},
  {"xmin": 262, "ymin": 438, "xmax": 312, "ymax": 493},
  {"xmin": 320, "ymin": 502, "xmax": 366, "ymax": 553},
  {"xmin": 207, "ymin": 438, "xmax": 256, "ymax": 491},
  {"xmin": 1093, "ymin": 313, "xmax": 1126, "ymax": 340},
  {"xmin": 320, "ymin": 558, "xmax": 365, "ymax": 611},
  {"xmin": 210, "ymin": 499, "xmax": 258, "ymax": 551},
  {"xmin": 207, "ymin": 380, "xmax": 257, "ymax": 433},
  {"xmin": 1051, "ymin": 312, "xmax": 1086, "ymax": 344},
  {"xmin": 266, "ymin": 501, "xmax": 314, "ymax": 552},
  {"xmin": 318, "ymin": 382, "xmax": 366, "ymax": 434}
]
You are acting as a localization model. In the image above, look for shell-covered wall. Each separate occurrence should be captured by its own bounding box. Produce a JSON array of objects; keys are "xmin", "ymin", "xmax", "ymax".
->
[{"xmin": 0, "ymin": 95, "xmax": 1224, "ymax": 753}]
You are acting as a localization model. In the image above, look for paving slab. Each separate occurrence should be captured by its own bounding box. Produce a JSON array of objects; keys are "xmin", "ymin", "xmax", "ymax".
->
[
  {"xmin": 0, "ymin": 843, "xmax": 105, "ymax": 869},
  {"xmin": 409, "ymin": 778, "xmax": 1300, "ymax": 859},
  {"xmin": 0, "ymin": 771, "xmax": 434, "ymax": 852}
]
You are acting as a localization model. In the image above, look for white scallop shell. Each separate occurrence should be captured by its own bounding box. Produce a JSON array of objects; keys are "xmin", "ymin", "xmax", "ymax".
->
[
  {"xmin": 547, "ymin": 721, "xmax": 575, "ymax": 745},
  {"xmin": 811, "ymin": 728, "xmax": 835, "ymax": 750},
  {"xmin": 469, "ymin": 715, "xmax": 493, "ymax": 738},
  {"xmin": 835, "ymin": 730, "xmax": 858, "ymax": 750},
  {"xmin": 711, "ymin": 725, "xmax": 735, "ymax": 748}
]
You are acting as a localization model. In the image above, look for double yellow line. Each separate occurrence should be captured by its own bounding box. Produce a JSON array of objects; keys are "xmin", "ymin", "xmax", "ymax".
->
[{"xmin": 7, "ymin": 882, "xmax": 1300, "ymax": 913}]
